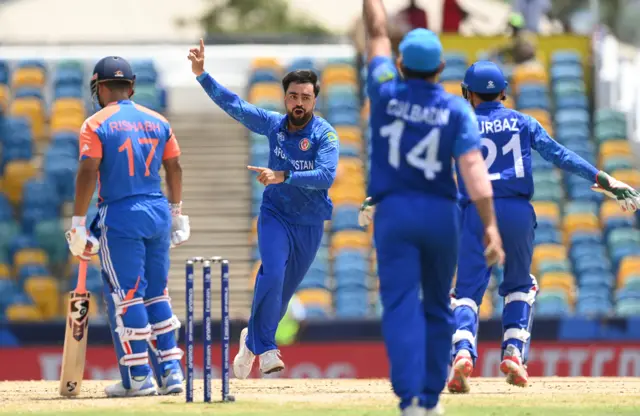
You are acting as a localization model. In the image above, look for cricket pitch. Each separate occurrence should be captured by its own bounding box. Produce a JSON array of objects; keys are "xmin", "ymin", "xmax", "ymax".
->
[{"xmin": 1, "ymin": 378, "xmax": 639, "ymax": 415}]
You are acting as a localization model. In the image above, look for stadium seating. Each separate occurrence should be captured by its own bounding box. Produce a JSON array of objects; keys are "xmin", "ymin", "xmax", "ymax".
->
[{"xmin": 0, "ymin": 58, "xmax": 167, "ymax": 321}]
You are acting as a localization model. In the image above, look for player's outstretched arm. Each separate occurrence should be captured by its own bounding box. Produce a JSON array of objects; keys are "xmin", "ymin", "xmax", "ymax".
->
[
  {"xmin": 188, "ymin": 39, "xmax": 278, "ymax": 136},
  {"xmin": 363, "ymin": 0, "xmax": 392, "ymax": 62},
  {"xmin": 530, "ymin": 117, "xmax": 640, "ymax": 211}
]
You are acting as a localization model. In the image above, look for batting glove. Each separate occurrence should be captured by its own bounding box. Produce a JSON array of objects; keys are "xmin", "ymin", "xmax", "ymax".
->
[
  {"xmin": 591, "ymin": 171, "xmax": 640, "ymax": 212},
  {"xmin": 170, "ymin": 202, "xmax": 191, "ymax": 248},
  {"xmin": 65, "ymin": 216, "xmax": 100, "ymax": 260},
  {"xmin": 358, "ymin": 197, "xmax": 375, "ymax": 227}
]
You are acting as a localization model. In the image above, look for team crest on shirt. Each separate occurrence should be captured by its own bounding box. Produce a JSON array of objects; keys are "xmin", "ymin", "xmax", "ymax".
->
[
  {"xmin": 299, "ymin": 138, "xmax": 311, "ymax": 151},
  {"xmin": 277, "ymin": 132, "xmax": 285, "ymax": 144}
]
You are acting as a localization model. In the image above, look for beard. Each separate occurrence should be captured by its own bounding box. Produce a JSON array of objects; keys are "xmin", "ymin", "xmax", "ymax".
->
[{"xmin": 288, "ymin": 108, "xmax": 312, "ymax": 126}]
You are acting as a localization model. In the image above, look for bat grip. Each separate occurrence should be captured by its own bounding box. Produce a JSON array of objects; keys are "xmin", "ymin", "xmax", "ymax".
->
[{"xmin": 76, "ymin": 260, "xmax": 89, "ymax": 294}]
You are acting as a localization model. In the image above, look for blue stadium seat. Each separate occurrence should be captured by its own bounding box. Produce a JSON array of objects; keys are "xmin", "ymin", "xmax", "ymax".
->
[
  {"xmin": 14, "ymin": 88, "xmax": 44, "ymax": 100},
  {"xmin": 332, "ymin": 205, "xmax": 362, "ymax": 232},
  {"xmin": 570, "ymin": 230, "xmax": 603, "ymax": 247},
  {"xmin": 570, "ymin": 242, "xmax": 607, "ymax": 261},
  {"xmin": 555, "ymin": 94, "xmax": 588, "ymax": 111},
  {"xmin": 579, "ymin": 271, "xmax": 614, "ymax": 290},
  {"xmin": 535, "ymin": 291, "xmax": 570, "ymax": 316},
  {"xmin": 339, "ymin": 143, "xmax": 361, "ymax": 158},
  {"xmin": 54, "ymin": 85, "xmax": 84, "ymax": 99},
  {"xmin": 443, "ymin": 52, "xmax": 467, "ymax": 68},
  {"xmin": 21, "ymin": 178, "xmax": 61, "ymax": 233},
  {"xmin": 17, "ymin": 263, "xmax": 49, "ymax": 286},
  {"xmin": 439, "ymin": 66, "xmax": 466, "ymax": 81},
  {"xmin": 130, "ymin": 60, "xmax": 158, "ymax": 84},
  {"xmin": 0, "ymin": 279, "xmax": 20, "ymax": 313},
  {"xmin": 43, "ymin": 151, "xmax": 78, "ymax": 202},
  {"xmin": 69, "ymin": 264, "xmax": 103, "ymax": 295},
  {"xmin": 574, "ymin": 255, "xmax": 612, "ymax": 277},
  {"xmin": 287, "ymin": 58, "xmax": 316, "ymax": 73},
  {"xmin": 0, "ymin": 59, "xmax": 9, "ymax": 84},
  {"xmin": 299, "ymin": 257, "xmax": 329, "ymax": 290},
  {"xmin": 1, "ymin": 131, "xmax": 33, "ymax": 173},
  {"xmin": 552, "ymin": 50, "xmax": 582, "ymax": 66},
  {"xmin": 54, "ymin": 69, "xmax": 84, "ymax": 87},
  {"xmin": 534, "ymin": 228, "xmax": 561, "ymax": 245},
  {"xmin": 249, "ymin": 69, "xmax": 280, "ymax": 85},
  {"xmin": 51, "ymin": 132, "xmax": 79, "ymax": 158},
  {"xmin": 17, "ymin": 59, "xmax": 47, "ymax": 71},
  {"xmin": 565, "ymin": 200, "xmax": 598, "ymax": 216},
  {"xmin": 555, "ymin": 125, "xmax": 590, "ymax": 144},
  {"xmin": 0, "ymin": 193, "xmax": 12, "ymax": 222},
  {"xmin": 575, "ymin": 297, "xmax": 611, "ymax": 316},
  {"xmin": 551, "ymin": 64, "xmax": 583, "ymax": 83},
  {"xmin": 555, "ymin": 109, "xmax": 590, "ymax": 128},
  {"xmin": 326, "ymin": 110, "xmax": 360, "ymax": 126},
  {"xmin": 516, "ymin": 94, "xmax": 550, "ymax": 110},
  {"xmin": 335, "ymin": 287, "xmax": 369, "ymax": 318}
]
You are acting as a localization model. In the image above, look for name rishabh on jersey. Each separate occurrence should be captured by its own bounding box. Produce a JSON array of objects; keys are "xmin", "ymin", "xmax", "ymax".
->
[
  {"xmin": 366, "ymin": 56, "xmax": 481, "ymax": 203},
  {"xmin": 79, "ymin": 100, "xmax": 180, "ymax": 206}
]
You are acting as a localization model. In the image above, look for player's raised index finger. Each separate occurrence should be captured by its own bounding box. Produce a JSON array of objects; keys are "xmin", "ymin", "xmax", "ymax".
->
[
  {"xmin": 247, "ymin": 165, "xmax": 264, "ymax": 172},
  {"xmin": 199, "ymin": 38, "xmax": 205, "ymax": 54}
]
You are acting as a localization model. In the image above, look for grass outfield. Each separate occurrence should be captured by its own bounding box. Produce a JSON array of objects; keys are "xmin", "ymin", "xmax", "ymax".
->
[{"xmin": 2, "ymin": 378, "xmax": 639, "ymax": 415}]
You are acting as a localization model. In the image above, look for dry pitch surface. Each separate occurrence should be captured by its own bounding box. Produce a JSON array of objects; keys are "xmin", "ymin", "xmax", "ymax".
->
[{"xmin": 1, "ymin": 378, "xmax": 639, "ymax": 416}]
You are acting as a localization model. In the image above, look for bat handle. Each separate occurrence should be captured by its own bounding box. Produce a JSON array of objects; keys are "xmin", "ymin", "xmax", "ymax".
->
[{"xmin": 76, "ymin": 260, "xmax": 89, "ymax": 294}]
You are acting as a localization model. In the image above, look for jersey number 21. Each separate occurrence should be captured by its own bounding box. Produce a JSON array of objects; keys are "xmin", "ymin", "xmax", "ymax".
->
[{"xmin": 381, "ymin": 120, "xmax": 442, "ymax": 180}]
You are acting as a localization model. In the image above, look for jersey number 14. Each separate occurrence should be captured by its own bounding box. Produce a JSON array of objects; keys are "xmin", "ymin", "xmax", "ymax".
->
[{"xmin": 381, "ymin": 120, "xmax": 443, "ymax": 180}]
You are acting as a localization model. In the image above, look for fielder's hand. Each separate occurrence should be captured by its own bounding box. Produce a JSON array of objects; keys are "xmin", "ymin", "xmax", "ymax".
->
[
  {"xmin": 591, "ymin": 171, "xmax": 640, "ymax": 212},
  {"xmin": 65, "ymin": 216, "xmax": 100, "ymax": 260},
  {"xmin": 483, "ymin": 225, "xmax": 505, "ymax": 267},
  {"xmin": 188, "ymin": 38, "xmax": 206, "ymax": 77},
  {"xmin": 248, "ymin": 166, "xmax": 285, "ymax": 186},
  {"xmin": 358, "ymin": 197, "xmax": 375, "ymax": 227},
  {"xmin": 170, "ymin": 202, "xmax": 191, "ymax": 248}
]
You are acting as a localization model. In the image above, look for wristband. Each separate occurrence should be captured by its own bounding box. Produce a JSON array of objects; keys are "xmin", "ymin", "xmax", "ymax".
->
[
  {"xmin": 170, "ymin": 201, "xmax": 182, "ymax": 216},
  {"xmin": 71, "ymin": 216, "xmax": 86, "ymax": 227}
]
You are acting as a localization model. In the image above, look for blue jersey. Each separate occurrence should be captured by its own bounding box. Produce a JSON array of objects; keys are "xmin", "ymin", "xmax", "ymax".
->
[
  {"xmin": 196, "ymin": 72, "xmax": 339, "ymax": 226},
  {"xmin": 366, "ymin": 56, "xmax": 481, "ymax": 203},
  {"xmin": 456, "ymin": 102, "xmax": 599, "ymax": 204},
  {"xmin": 79, "ymin": 100, "xmax": 181, "ymax": 206}
]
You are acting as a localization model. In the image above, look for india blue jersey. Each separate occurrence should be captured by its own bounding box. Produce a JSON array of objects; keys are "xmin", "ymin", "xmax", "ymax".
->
[
  {"xmin": 366, "ymin": 56, "xmax": 481, "ymax": 203},
  {"xmin": 456, "ymin": 102, "xmax": 599, "ymax": 204}
]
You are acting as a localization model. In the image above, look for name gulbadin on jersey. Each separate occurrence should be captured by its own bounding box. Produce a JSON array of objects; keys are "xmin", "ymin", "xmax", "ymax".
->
[
  {"xmin": 386, "ymin": 99, "xmax": 451, "ymax": 125},
  {"xmin": 274, "ymin": 146, "xmax": 315, "ymax": 170}
]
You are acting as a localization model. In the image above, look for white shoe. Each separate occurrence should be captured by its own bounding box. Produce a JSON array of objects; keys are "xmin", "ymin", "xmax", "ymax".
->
[
  {"xmin": 233, "ymin": 327, "xmax": 255, "ymax": 379},
  {"xmin": 426, "ymin": 403, "xmax": 445, "ymax": 415},
  {"xmin": 105, "ymin": 373, "xmax": 157, "ymax": 397},
  {"xmin": 259, "ymin": 349, "xmax": 285, "ymax": 375},
  {"xmin": 402, "ymin": 404, "xmax": 426, "ymax": 416},
  {"xmin": 157, "ymin": 369, "xmax": 184, "ymax": 395},
  {"xmin": 447, "ymin": 350, "xmax": 473, "ymax": 394},
  {"xmin": 500, "ymin": 344, "xmax": 529, "ymax": 388}
]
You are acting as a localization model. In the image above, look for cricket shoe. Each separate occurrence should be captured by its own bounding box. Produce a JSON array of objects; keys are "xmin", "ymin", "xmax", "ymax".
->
[
  {"xmin": 157, "ymin": 368, "xmax": 184, "ymax": 395},
  {"xmin": 105, "ymin": 373, "xmax": 157, "ymax": 397},
  {"xmin": 500, "ymin": 344, "xmax": 529, "ymax": 387},
  {"xmin": 426, "ymin": 404, "xmax": 445, "ymax": 416},
  {"xmin": 259, "ymin": 349, "xmax": 285, "ymax": 375},
  {"xmin": 447, "ymin": 350, "xmax": 473, "ymax": 394},
  {"xmin": 233, "ymin": 327, "xmax": 255, "ymax": 379}
]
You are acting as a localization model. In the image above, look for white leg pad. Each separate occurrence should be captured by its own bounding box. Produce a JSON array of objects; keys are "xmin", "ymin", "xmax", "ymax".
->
[
  {"xmin": 450, "ymin": 297, "xmax": 479, "ymax": 314},
  {"xmin": 144, "ymin": 293, "xmax": 172, "ymax": 307},
  {"xmin": 150, "ymin": 315, "xmax": 181, "ymax": 337},
  {"xmin": 120, "ymin": 351, "xmax": 149, "ymax": 367},
  {"xmin": 452, "ymin": 329, "xmax": 476, "ymax": 346},
  {"xmin": 503, "ymin": 327, "xmax": 531, "ymax": 342}
]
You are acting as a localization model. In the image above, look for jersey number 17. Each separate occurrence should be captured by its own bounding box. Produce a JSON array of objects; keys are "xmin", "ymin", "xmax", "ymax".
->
[
  {"xmin": 381, "ymin": 120, "xmax": 443, "ymax": 180},
  {"xmin": 118, "ymin": 137, "xmax": 159, "ymax": 177}
]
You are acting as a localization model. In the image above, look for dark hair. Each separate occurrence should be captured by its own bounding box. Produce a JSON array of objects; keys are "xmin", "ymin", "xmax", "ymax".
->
[
  {"xmin": 476, "ymin": 92, "xmax": 502, "ymax": 102},
  {"xmin": 401, "ymin": 66, "xmax": 440, "ymax": 81},
  {"xmin": 282, "ymin": 70, "xmax": 320, "ymax": 97},
  {"xmin": 102, "ymin": 80, "xmax": 133, "ymax": 92}
]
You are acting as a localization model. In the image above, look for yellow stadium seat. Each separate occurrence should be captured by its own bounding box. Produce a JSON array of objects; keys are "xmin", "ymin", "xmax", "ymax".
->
[
  {"xmin": 442, "ymin": 81, "xmax": 463, "ymax": 96},
  {"xmin": 0, "ymin": 264, "xmax": 10, "ymax": 278},
  {"xmin": 361, "ymin": 99, "xmax": 370, "ymax": 121},
  {"xmin": 511, "ymin": 65, "xmax": 548, "ymax": 92},
  {"xmin": 51, "ymin": 98, "xmax": 85, "ymax": 119},
  {"xmin": 322, "ymin": 66, "xmax": 357, "ymax": 86},
  {"xmin": 250, "ymin": 261, "xmax": 261, "ymax": 289},
  {"xmin": 12, "ymin": 67, "xmax": 45, "ymax": 89},
  {"xmin": 10, "ymin": 97, "xmax": 46, "ymax": 139},
  {"xmin": 51, "ymin": 113, "xmax": 84, "ymax": 134},
  {"xmin": 532, "ymin": 201, "xmax": 560, "ymax": 223},
  {"xmin": 331, "ymin": 230, "xmax": 370, "ymax": 254},
  {"xmin": 24, "ymin": 275, "xmax": 59, "ymax": 319},
  {"xmin": 599, "ymin": 140, "xmax": 632, "ymax": 166},
  {"xmin": 5, "ymin": 304, "xmax": 42, "ymax": 321},
  {"xmin": 532, "ymin": 244, "xmax": 567, "ymax": 274},
  {"xmin": 2, "ymin": 160, "xmax": 38, "ymax": 204},
  {"xmin": 14, "ymin": 248, "xmax": 48, "ymax": 273},
  {"xmin": 0, "ymin": 84, "xmax": 10, "ymax": 111},
  {"xmin": 608, "ymin": 169, "xmax": 640, "ymax": 189},
  {"xmin": 563, "ymin": 213, "xmax": 600, "ymax": 236},
  {"xmin": 335, "ymin": 126, "xmax": 362, "ymax": 147},
  {"xmin": 521, "ymin": 109, "xmax": 551, "ymax": 126},
  {"xmin": 330, "ymin": 186, "xmax": 367, "ymax": 206},
  {"xmin": 248, "ymin": 82, "xmax": 282, "ymax": 103},
  {"xmin": 617, "ymin": 256, "xmax": 640, "ymax": 286},
  {"xmin": 251, "ymin": 58, "xmax": 281, "ymax": 71},
  {"xmin": 601, "ymin": 200, "xmax": 633, "ymax": 223},
  {"xmin": 337, "ymin": 157, "xmax": 364, "ymax": 176},
  {"xmin": 297, "ymin": 288, "xmax": 332, "ymax": 309},
  {"xmin": 479, "ymin": 298, "xmax": 493, "ymax": 319}
]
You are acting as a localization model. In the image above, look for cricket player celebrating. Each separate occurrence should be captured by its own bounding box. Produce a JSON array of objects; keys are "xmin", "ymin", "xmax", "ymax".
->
[
  {"xmin": 188, "ymin": 40, "xmax": 339, "ymax": 378},
  {"xmin": 362, "ymin": 1, "xmax": 504, "ymax": 415},
  {"xmin": 446, "ymin": 61, "xmax": 640, "ymax": 393},
  {"xmin": 66, "ymin": 56, "xmax": 191, "ymax": 397}
]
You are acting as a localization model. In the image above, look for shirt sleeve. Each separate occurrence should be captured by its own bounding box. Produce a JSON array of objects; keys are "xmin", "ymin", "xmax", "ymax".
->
[
  {"xmin": 79, "ymin": 118, "xmax": 102, "ymax": 160},
  {"xmin": 529, "ymin": 116, "xmax": 599, "ymax": 181},
  {"xmin": 286, "ymin": 129, "xmax": 339, "ymax": 189},
  {"xmin": 367, "ymin": 56, "xmax": 398, "ymax": 104},
  {"xmin": 196, "ymin": 72, "xmax": 280, "ymax": 136},
  {"xmin": 452, "ymin": 100, "xmax": 482, "ymax": 159},
  {"xmin": 163, "ymin": 127, "xmax": 181, "ymax": 160}
]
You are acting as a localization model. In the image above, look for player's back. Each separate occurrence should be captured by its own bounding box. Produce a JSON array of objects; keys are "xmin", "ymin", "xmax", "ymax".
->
[
  {"xmin": 457, "ymin": 102, "xmax": 534, "ymax": 203},
  {"xmin": 367, "ymin": 78, "xmax": 463, "ymax": 203},
  {"xmin": 81, "ymin": 100, "xmax": 179, "ymax": 206}
]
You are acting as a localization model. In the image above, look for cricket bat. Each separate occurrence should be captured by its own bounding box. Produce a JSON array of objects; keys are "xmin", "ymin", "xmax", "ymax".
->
[{"xmin": 59, "ymin": 260, "xmax": 91, "ymax": 397}]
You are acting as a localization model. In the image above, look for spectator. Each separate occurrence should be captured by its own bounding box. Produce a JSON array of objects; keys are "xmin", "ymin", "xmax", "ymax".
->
[
  {"xmin": 441, "ymin": 0, "xmax": 468, "ymax": 33},
  {"xmin": 396, "ymin": 0, "xmax": 428, "ymax": 31},
  {"xmin": 493, "ymin": 13, "xmax": 538, "ymax": 66},
  {"xmin": 513, "ymin": 0, "xmax": 552, "ymax": 33}
]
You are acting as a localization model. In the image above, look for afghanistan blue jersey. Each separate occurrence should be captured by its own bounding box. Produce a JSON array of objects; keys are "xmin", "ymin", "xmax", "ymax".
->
[
  {"xmin": 366, "ymin": 56, "xmax": 481, "ymax": 203},
  {"xmin": 456, "ymin": 102, "xmax": 599, "ymax": 204},
  {"xmin": 197, "ymin": 72, "xmax": 339, "ymax": 226}
]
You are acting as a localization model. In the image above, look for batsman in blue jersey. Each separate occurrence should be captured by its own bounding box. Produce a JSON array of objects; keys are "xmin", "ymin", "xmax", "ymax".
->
[
  {"xmin": 361, "ymin": 2, "xmax": 505, "ymax": 415},
  {"xmin": 188, "ymin": 40, "xmax": 339, "ymax": 379},
  {"xmin": 446, "ymin": 61, "xmax": 640, "ymax": 394}
]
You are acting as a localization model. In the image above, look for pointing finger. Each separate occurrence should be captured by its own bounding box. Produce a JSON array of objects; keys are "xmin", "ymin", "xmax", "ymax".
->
[
  {"xmin": 199, "ymin": 38, "xmax": 205, "ymax": 54},
  {"xmin": 247, "ymin": 165, "xmax": 264, "ymax": 172}
]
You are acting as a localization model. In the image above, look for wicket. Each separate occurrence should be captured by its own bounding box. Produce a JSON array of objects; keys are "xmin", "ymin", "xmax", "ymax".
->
[{"xmin": 185, "ymin": 256, "xmax": 235, "ymax": 403}]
